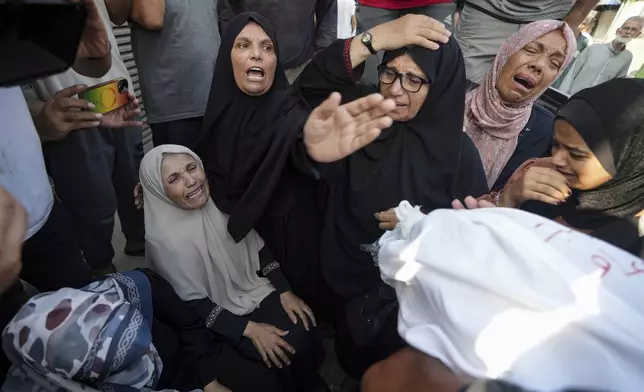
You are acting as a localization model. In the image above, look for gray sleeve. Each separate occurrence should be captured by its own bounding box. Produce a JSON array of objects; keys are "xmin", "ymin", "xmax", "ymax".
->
[{"xmin": 315, "ymin": 0, "xmax": 338, "ymax": 52}]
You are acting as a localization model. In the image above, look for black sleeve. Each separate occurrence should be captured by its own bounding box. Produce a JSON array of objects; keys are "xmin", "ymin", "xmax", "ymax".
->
[
  {"xmin": 187, "ymin": 297, "xmax": 250, "ymax": 344},
  {"xmin": 257, "ymin": 246, "xmax": 291, "ymax": 294},
  {"xmin": 456, "ymin": 0, "xmax": 465, "ymax": 12},
  {"xmin": 294, "ymin": 38, "xmax": 372, "ymax": 109},
  {"xmin": 140, "ymin": 269, "xmax": 222, "ymax": 388},
  {"xmin": 315, "ymin": 0, "xmax": 338, "ymax": 52},
  {"xmin": 491, "ymin": 106, "xmax": 554, "ymax": 192},
  {"xmin": 456, "ymin": 135, "xmax": 489, "ymax": 198},
  {"xmin": 290, "ymin": 138, "xmax": 323, "ymax": 179}
]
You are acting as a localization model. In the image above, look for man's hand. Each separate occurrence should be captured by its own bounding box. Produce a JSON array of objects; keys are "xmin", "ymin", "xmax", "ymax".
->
[
  {"xmin": 35, "ymin": 85, "xmax": 143, "ymax": 142},
  {"xmin": 304, "ymin": 92, "xmax": 395, "ymax": 163},
  {"xmin": 0, "ymin": 186, "xmax": 27, "ymax": 295},
  {"xmin": 36, "ymin": 85, "xmax": 102, "ymax": 141},
  {"xmin": 100, "ymin": 91, "xmax": 143, "ymax": 128}
]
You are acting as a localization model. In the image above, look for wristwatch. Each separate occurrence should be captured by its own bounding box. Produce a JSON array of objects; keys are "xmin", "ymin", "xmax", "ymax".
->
[{"xmin": 361, "ymin": 32, "xmax": 377, "ymax": 55}]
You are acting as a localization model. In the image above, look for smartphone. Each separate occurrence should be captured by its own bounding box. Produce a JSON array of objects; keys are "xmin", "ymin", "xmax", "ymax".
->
[{"xmin": 80, "ymin": 78, "xmax": 129, "ymax": 114}]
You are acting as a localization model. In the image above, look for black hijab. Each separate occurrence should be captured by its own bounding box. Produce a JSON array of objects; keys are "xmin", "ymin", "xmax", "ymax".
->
[
  {"xmin": 556, "ymin": 78, "xmax": 644, "ymax": 230},
  {"xmin": 196, "ymin": 12, "xmax": 306, "ymax": 242},
  {"xmin": 317, "ymin": 38, "xmax": 487, "ymax": 296}
]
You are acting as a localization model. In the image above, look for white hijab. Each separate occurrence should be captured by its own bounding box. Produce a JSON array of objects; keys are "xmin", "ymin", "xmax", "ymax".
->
[{"xmin": 140, "ymin": 144, "xmax": 274, "ymax": 316}]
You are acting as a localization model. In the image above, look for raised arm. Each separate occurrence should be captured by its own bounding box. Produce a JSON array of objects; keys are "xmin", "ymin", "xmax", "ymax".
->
[
  {"xmin": 563, "ymin": 0, "xmax": 600, "ymax": 36},
  {"xmin": 130, "ymin": 0, "xmax": 165, "ymax": 30},
  {"xmin": 296, "ymin": 14, "xmax": 451, "ymax": 106},
  {"xmin": 315, "ymin": 0, "xmax": 338, "ymax": 52},
  {"xmin": 104, "ymin": 0, "xmax": 131, "ymax": 26},
  {"xmin": 71, "ymin": 0, "xmax": 112, "ymax": 77}
]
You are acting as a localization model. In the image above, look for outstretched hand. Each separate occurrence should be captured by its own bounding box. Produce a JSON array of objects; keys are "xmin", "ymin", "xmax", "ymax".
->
[{"xmin": 304, "ymin": 92, "xmax": 395, "ymax": 163}]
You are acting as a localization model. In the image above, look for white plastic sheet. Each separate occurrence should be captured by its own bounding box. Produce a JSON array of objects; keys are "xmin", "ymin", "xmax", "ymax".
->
[{"xmin": 378, "ymin": 202, "xmax": 644, "ymax": 391}]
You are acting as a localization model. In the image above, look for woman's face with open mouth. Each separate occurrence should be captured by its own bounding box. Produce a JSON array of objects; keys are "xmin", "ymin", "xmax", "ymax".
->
[
  {"xmin": 161, "ymin": 153, "xmax": 210, "ymax": 210},
  {"xmin": 231, "ymin": 22, "xmax": 277, "ymax": 96}
]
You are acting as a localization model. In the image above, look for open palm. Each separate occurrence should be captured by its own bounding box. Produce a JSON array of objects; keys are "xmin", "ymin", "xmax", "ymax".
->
[{"xmin": 304, "ymin": 92, "xmax": 395, "ymax": 163}]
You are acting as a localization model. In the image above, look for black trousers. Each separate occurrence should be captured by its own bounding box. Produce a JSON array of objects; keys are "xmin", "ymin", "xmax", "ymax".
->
[
  {"xmin": 43, "ymin": 126, "xmax": 145, "ymax": 270},
  {"xmin": 150, "ymin": 116, "xmax": 203, "ymax": 149},
  {"xmin": 0, "ymin": 199, "xmax": 93, "ymax": 382},
  {"xmin": 231, "ymin": 292, "xmax": 325, "ymax": 392}
]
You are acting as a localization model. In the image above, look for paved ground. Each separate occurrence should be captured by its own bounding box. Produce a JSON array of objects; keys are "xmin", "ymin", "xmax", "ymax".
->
[{"xmin": 111, "ymin": 218, "xmax": 351, "ymax": 391}]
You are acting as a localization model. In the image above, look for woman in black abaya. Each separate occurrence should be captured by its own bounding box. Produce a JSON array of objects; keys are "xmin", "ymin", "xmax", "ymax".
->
[
  {"xmin": 291, "ymin": 17, "xmax": 489, "ymax": 376},
  {"xmin": 195, "ymin": 13, "xmax": 396, "ymax": 321}
]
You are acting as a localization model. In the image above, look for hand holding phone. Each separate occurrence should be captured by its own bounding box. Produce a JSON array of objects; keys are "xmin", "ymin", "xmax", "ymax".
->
[{"xmin": 79, "ymin": 78, "xmax": 130, "ymax": 114}]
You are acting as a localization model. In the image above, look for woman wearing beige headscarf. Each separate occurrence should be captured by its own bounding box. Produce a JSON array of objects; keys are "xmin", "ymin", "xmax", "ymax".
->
[{"xmin": 139, "ymin": 144, "xmax": 326, "ymax": 392}]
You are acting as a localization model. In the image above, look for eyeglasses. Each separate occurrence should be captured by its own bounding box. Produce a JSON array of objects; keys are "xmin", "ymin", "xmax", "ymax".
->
[{"xmin": 377, "ymin": 65, "xmax": 430, "ymax": 93}]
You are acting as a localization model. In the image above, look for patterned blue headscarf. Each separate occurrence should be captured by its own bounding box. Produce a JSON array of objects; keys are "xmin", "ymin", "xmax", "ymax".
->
[{"xmin": 2, "ymin": 271, "xmax": 164, "ymax": 392}]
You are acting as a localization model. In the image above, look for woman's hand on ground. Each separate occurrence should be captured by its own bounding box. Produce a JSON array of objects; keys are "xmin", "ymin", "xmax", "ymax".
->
[
  {"xmin": 243, "ymin": 321, "xmax": 295, "ymax": 369},
  {"xmin": 304, "ymin": 92, "xmax": 395, "ymax": 163},
  {"xmin": 280, "ymin": 291, "xmax": 316, "ymax": 331},
  {"xmin": 369, "ymin": 14, "xmax": 451, "ymax": 52},
  {"xmin": 501, "ymin": 167, "xmax": 571, "ymax": 208},
  {"xmin": 375, "ymin": 208, "xmax": 398, "ymax": 230},
  {"xmin": 133, "ymin": 183, "xmax": 143, "ymax": 209},
  {"xmin": 203, "ymin": 380, "xmax": 232, "ymax": 392},
  {"xmin": 451, "ymin": 196, "xmax": 495, "ymax": 210}
]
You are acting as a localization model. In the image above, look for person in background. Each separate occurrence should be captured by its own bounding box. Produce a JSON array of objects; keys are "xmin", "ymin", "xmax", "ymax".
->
[
  {"xmin": 217, "ymin": 0, "xmax": 337, "ymax": 83},
  {"xmin": 558, "ymin": 16, "xmax": 643, "ymax": 95},
  {"xmin": 455, "ymin": 0, "xmax": 599, "ymax": 83},
  {"xmin": 552, "ymin": 17, "xmax": 594, "ymax": 89},
  {"xmin": 107, "ymin": 0, "xmax": 220, "ymax": 148},
  {"xmin": 0, "ymin": 0, "xmax": 117, "ymax": 382},
  {"xmin": 25, "ymin": 0, "xmax": 146, "ymax": 276},
  {"xmin": 338, "ymin": 0, "xmax": 357, "ymax": 39},
  {"xmin": 355, "ymin": 0, "xmax": 457, "ymax": 86}
]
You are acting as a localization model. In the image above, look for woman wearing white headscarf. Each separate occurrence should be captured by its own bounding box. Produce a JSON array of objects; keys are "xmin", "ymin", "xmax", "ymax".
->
[{"xmin": 139, "ymin": 145, "xmax": 325, "ymax": 392}]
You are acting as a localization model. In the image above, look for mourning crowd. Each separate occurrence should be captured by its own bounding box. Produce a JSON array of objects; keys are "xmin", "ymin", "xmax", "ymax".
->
[{"xmin": 1, "ymin": 0, "xmax": 644, "ymax": 391}]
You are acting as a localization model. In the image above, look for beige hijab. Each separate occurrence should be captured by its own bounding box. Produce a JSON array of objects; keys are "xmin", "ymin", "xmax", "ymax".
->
[{"xmin": 140, "ymin": 144, "xmax": 273, "ymax": 316}]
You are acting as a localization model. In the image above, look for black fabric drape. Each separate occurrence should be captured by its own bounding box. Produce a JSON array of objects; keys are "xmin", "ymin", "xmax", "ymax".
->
[
  {"xmin": 294, "ymin": 39, "xmax": 488, "ymax": 297},
  {"xmin": 555, "ymin": 78, "xmax": 644, "ymax": 230}
]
